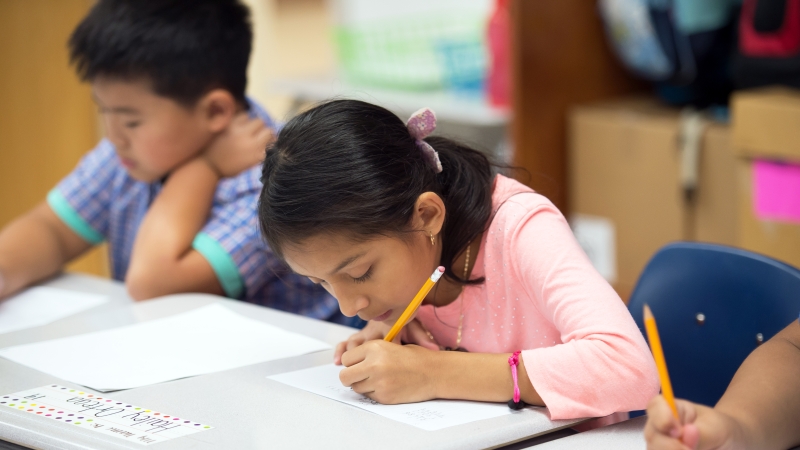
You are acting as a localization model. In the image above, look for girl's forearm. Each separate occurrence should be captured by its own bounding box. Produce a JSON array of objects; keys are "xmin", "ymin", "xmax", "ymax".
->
[{"xmin": 431, "ymin": 351, "xmax": 544, "ymax": 406}]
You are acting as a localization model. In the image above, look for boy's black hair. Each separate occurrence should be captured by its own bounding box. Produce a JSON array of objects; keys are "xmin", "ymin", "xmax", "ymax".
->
[
  {"xmin": 69, "ymin": 0, "xmax": 252, "ymax": 106},
  {"xmin": 258, "ymin": 100, "xmax": 495, "ymax": 286}
]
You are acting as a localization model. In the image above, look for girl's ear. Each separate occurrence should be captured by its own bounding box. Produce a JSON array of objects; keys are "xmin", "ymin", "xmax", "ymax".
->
[
  {"xmin": 413, "ymin": 192, "xmax": 446, "ymax": 236},
  {"xmin": 196, "ymin": 89, "xmax": 237, "ymax": 133}
]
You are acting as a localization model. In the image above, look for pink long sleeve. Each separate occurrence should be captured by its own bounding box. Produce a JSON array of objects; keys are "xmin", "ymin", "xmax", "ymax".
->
[
  {"xmin": 511, "ymin": 201, "xmax": 659, "ymax": 419},
  {"xmin": 416, "ymin": 175, "xmax": 659, "ymax": 420}
]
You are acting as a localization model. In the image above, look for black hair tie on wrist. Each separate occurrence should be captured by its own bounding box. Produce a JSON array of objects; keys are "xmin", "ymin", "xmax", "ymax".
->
[{"xmin": 508, "ymin": 399, "xmax": 526, "ymax": 410}]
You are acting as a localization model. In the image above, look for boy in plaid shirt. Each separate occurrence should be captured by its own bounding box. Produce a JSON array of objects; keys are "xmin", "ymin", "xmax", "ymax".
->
[{"xmin": 0, "ymin": 0, "xmax": 359, "ymax": 327}]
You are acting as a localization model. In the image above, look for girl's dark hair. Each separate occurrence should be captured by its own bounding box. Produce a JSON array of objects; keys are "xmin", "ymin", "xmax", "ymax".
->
[{"xmin": 258, "ymin": 100, "xmax": 494, "ymax": 284}]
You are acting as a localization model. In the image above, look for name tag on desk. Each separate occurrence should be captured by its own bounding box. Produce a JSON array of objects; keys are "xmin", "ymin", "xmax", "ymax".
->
[{"xmin": 1, "ymin": 385, "xmax": 212, "ymax": 446}]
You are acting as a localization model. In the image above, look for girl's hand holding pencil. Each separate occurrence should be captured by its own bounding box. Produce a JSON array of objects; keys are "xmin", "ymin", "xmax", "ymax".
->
[
  {"xmin": 334, "ymin": 267, "xmax": 446, "ymax": 404},
  {"xmin": 333, "ymin": 319, "xmax": 439, "ymax": 365},
  {"xmin": 338, "ymin": 339, "xmax": 440, "ymax": 404}
]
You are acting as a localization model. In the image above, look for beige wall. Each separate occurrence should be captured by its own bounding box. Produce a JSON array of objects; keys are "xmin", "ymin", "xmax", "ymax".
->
[{"xmin": 243, "ymin": 0, "xmax": 336, "ymax": 119}]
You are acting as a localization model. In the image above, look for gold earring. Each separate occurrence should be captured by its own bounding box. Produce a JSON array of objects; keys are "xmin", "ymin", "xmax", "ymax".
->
[{"xmin": 429, "ymin": 232, "xmax": 435, "ymax": 246}]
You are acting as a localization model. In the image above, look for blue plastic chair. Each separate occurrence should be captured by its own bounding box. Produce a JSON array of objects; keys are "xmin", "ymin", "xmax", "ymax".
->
[{"xmin": 628, "ymin": 242, "xmax": 800, "ymax": 407}]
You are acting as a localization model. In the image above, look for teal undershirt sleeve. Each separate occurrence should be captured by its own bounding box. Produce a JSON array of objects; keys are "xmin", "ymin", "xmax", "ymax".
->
[
  {"xmin": 46, "ymin": 190, "xmax": 105, "ymax": 245},
  {"xmin": 192, "ymin": 232, "xmax": 245, "ymax": 299}
]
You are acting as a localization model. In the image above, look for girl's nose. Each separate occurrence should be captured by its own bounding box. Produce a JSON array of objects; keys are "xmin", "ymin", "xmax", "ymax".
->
[{"xmin": 337, "ymin": 290, "xmax": 369, "ymax": 318}]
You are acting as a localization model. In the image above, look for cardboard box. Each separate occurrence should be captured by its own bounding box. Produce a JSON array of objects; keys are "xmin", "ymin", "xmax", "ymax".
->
[
  {"xmin": 732, "ymin": 87, "xmax": 800, "ymax": 162},
  {"xmin": 570, "ymin": 91, "xmax": 800, "ymax": 302},
  {"xmin": 569, "ymin": 98, "xmax": 737, "ymax": 301},
  {"xmin": 732, "ymin": 87, "xmax": 800, "ymax": 269}
]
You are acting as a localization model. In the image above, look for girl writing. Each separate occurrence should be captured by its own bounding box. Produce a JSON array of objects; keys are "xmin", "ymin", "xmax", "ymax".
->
[{"xmin": 258, "ymin": 100, "xmax": 658, "ymax": 420}]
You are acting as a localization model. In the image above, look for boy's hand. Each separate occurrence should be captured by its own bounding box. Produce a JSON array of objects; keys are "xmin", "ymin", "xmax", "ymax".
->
[
  {"xmin": 339, "ymin": 340, "xmax": 438, "ymax": 404},
  {"xmin": 333, "ymin": 318, "xmax": 439, "ymax": 365},
  {"xmin": 644, "ymin": 395, "xmax": 743, "ymax": 450},
  {"xmin": 202, "ymin": 113, "xmax": 274, "ymax": 178}
]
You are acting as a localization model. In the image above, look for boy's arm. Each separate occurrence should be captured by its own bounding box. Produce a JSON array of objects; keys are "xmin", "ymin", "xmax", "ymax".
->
[
  {"xmin": 125, "ymin": 157, "xmax": 223, "ymax": 300},
  {"xmin": 0, "ymin": 202, "xmax": 93, "ymax": 299},
  {"xmin": 645, "ymin": 321, "xmax": 800, "ymax": 450},
  {"xmin": 125, "ymin": 114, "xmax": 271, "ymax": 300}
]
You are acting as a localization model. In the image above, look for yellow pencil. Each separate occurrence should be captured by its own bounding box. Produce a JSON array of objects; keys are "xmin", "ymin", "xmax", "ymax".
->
[
  {"xmin": 644, "ymin": 304, "xmax": 679, "ymax": 418},
  {"xmin": 384, "ymin": 266, "xmax": 445, "ymax": 343}
]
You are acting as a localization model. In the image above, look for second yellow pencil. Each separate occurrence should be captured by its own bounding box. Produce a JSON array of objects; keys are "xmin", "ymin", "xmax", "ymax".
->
[{"xmin": 643, "ymin": 304, "xmax": 678, "ymax": 418}]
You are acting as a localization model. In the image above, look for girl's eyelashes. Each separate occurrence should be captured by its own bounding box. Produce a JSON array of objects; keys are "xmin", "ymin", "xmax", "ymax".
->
[
  {"xmin": 352, "ymin": 266, "xmax": 373, "ymax": 284},
  {"xmin": 125, "ymin": 121, "xmax": 141, "ymax": 129}
]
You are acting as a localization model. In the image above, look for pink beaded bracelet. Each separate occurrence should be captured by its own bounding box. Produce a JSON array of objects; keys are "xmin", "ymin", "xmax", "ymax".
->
[{"xmin": 508, "ymin": 350, "xmax": 525, "ymax": 410}]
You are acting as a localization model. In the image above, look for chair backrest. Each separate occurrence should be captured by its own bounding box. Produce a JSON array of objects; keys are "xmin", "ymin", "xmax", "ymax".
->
[{"xmin": 628, "ymin": 242, "xmax": 800, "ymax": 406}]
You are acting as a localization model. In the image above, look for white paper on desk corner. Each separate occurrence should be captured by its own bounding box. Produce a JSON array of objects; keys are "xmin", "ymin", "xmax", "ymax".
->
[
  {"xmin": 0, "ymin": 303, "xmax": 331, "ymax": 391},
  {"xmin": 269, "ymin": 364, "xmax": 515, "ymax": 431},
  {"xmin": 0, "ymin": 287, "xmax": 108, "ymax": 335}
]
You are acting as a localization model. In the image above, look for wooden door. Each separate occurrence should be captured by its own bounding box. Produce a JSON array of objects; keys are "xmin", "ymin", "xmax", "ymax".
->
[{"xmin": 0, "ymin": 0, "xmax": 109, "ymax": 277}]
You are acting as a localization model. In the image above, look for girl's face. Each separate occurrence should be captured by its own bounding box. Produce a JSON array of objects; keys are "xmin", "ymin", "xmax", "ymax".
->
[
  {"xmin": 280, "ymin": 193, "xmax": 446, "ymax": 325},
  {"xmin": 283, "ymin": 232, "xmax": 439, "ymax": 325}
]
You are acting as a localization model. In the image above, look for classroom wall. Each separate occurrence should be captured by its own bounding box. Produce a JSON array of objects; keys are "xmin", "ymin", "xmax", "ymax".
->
[
  {"xmin": 0, "ymin": 0, "xmax": 109, "ymax": 278},
  {"xmin": 243, "ymin": 0, "xmax": 336, "ymax": 120}
]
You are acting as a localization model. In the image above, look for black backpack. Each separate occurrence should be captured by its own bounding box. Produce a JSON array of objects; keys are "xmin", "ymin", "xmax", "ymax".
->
[{"xmin": 599, "ymin": 0, "xmax": 740, "ymax": 107}]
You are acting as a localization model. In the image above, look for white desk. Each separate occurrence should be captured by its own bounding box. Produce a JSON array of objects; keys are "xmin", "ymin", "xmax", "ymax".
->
[
  {"xmin": 0, "ymin": 274, "xmax": 585, "ymax": 449},
  {"xmin": 529, "ymin": 416, "xmax": 646, "ymax": 450}
]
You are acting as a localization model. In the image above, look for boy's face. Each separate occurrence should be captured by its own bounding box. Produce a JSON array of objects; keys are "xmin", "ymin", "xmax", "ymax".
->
[{"xmin": 92, "ymin": 77, "xmax": 213, "ymax": 182}]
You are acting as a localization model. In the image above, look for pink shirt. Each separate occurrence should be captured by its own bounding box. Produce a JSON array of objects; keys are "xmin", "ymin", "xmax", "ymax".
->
[{"xmin": 417, "ymin": 175, "xmax": 659, "ymax": 420}]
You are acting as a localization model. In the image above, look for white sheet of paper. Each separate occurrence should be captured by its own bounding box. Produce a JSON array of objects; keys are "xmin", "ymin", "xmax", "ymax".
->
[
  {"xmin": 0, "ymin": 287, "xmax": 108, "ymax": 335},
  {"xmin": 0, "ymin": 303, "xmax": 331, "ymax": 391},
  {"xmin": 269, "ymin": 364, "xmax": 513, "ymax": 431}
]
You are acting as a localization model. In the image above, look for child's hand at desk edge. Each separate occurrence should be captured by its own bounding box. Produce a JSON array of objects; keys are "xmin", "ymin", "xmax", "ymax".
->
[{"xmin": 644, "ymin": 395, "xmax": 744, "ymax": 450}]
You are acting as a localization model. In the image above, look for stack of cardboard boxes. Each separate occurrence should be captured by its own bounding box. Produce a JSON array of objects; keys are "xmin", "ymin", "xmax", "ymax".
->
[
  {"xmin": 569, "ymin": 89, "xmax": 800, "ymax": 302},
  {"xmin": 732, "ymin": 88, "xmax": 800, "ymax": 269}
]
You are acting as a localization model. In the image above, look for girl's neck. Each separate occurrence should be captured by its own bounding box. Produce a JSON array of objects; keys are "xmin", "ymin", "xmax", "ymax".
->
[{"xmin": 424, "ymin": 233, "xmax": 483, "ymax": 308}]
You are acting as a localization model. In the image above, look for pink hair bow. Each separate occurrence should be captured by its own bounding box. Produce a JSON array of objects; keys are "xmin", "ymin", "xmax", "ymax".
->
[{"xmin": 406, "ymin": 107, "xmax": 442, "ymax": 173}]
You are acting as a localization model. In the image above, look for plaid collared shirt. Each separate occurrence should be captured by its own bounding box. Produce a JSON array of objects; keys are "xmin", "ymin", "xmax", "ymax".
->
[{"xmin": 47, "ymin": 100, "xmax": 362, "ymax": 327}]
